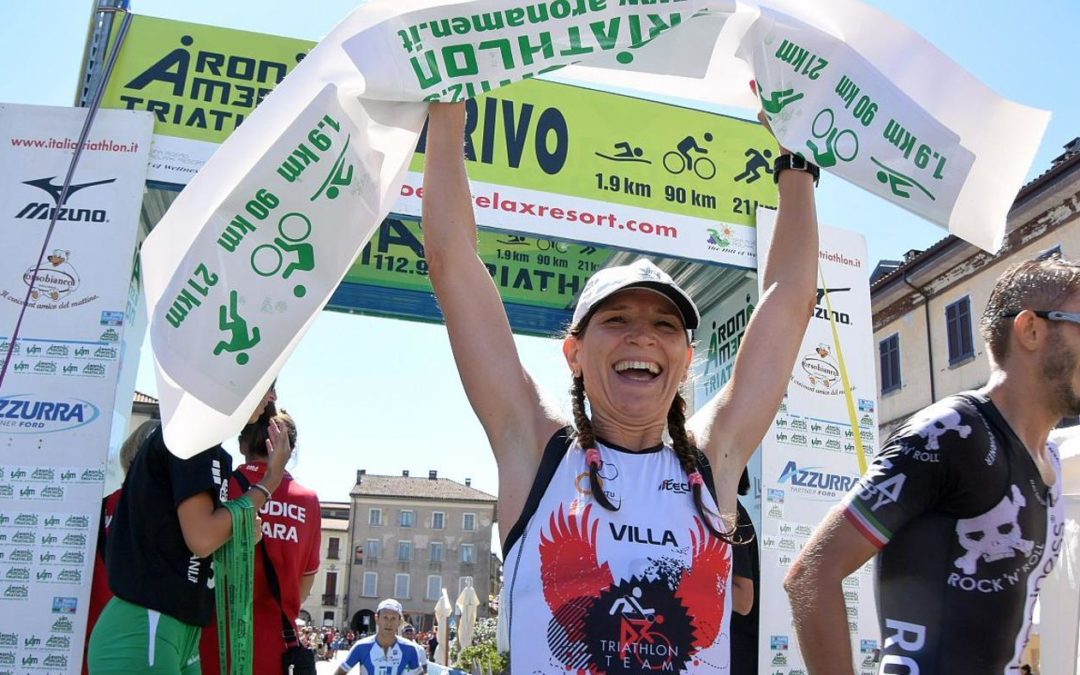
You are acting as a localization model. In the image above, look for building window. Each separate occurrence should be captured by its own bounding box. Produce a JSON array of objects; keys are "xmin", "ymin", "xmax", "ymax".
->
[
  {"xmin": 458, "ymin": 576, "xmax": 474, "ymax": 595},
  {"xmin": 369, "ymin": 508, "xmax": 382, "ymax": 526},
  {"xmin": 353, "ymin": 546, "xmax": 364, "ymax": 565},
  {"xmin": 879, "ymin": 333, "xmax": 901, "ymax": 394},
  {"xmin": 946, "ymin": 297, "xmax": 975, "ymax": 365},
  {"xmin": 400, "ymin": 510, "xmax": 415, "ymax": 528},
  {"xmin": 460, "ymin": 544, "xmax": 475, "ymax": 564},
  {"xmin": 432, "ymin": 511, "xmax": 445, "ymax": 529},
  {"xmin": 395, "ymin": 573, "xmax": 410, "ymax": 599},
  {"xmin": 327, "ymin": 537, "xmax": 340, "ymax": 560},
  {"xmin": 366, "ymin": 539, "xmax": 381, "ymax": 560},
  {"xmin": 426, "ymin": 575, "xmax": 442, "ymax": 600},
  {"xmin": 323, "ymin": 571, "xmax": 338, "ymax": 606},
  {"xmin": 323, "ymin": 611, "xmax": 335, "ymax": 626},
  {"xmin": 398, "ymin": 541, "xmax": 413, "ymax": 562},
  {"xmin": 430, "ymin": 542, "xmax": 444, "ymax": 563},
  {"xmin": 463, "ymin": 513, "xmax": 476, "ymax": 531},
  {"xmin": 362, "ymin": 572, "xmax": 378, "ymax": 597}
]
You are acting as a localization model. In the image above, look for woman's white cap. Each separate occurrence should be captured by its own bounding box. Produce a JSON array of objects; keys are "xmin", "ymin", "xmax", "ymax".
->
[{"xmin": 571, "ymin": 259, "xmax": 699, "ymax": 332}]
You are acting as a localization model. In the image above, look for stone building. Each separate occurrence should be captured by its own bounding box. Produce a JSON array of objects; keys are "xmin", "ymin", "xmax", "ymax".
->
[{"xmin": 344, "ymin": 469, "xmax": 498, "ymax": 633}]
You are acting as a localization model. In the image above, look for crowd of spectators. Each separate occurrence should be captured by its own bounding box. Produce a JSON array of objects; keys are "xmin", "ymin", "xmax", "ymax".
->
[{"xmin": 298, "ymin": 625, "xmax": 440, "ymax": 661}]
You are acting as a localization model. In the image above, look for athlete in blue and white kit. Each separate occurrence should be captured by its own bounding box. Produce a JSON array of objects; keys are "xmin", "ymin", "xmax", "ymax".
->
[{"xmin": 335, "ymin": 599, "xmax": 423, "ymax": 675}]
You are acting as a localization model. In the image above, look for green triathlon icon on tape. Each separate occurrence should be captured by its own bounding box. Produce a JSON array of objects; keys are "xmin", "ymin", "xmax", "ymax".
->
[
  {"xmin": 757, "ymin": 83, "xmax": 804, "ymax": 115},
  {"xmin": 214, "ymin": 290, "xmax": 260, "ymax": 366},
  {"xmin": 871, "ymin": 157, "xmax": 936, "ymax": 201},
  {"xmin": 250, "ymin": 212, "xmax": 315, "ymax": 299},
  {"xmin": 807, "ymin": 108, "xmax": 859, "ymax": 168},
  {"xmin": 311, "ymin": 135, "xmax": 354, "ymax": 201}
]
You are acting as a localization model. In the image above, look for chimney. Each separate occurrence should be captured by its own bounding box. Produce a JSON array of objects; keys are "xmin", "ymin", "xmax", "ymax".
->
[
  {"xmin": 465, "ymin": 478, "xmax": 472, "ymax": 487},
  {"xmin": 356, "ymin": 469, "xmax": 365, "ymax": 484},
  {"xmin": 1052, "ymin": 137, "xmax": 1080, "ymax": 168},
  {"xmin": 428, "ymin": 470, "xmax": 438, "ymax": 480},
  {"xmin": 402, "ymin": 470, "xmax": 410, "ymax": 477},
  {"xmin": 903, "ymin": 248, "xmax": 922, "ymax": 263}
]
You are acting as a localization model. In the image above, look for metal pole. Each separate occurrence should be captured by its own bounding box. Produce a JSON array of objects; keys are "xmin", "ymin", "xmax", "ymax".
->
[
  {"xmin": 0, "ymin": 9, "xmax": 134, "ymax": 393},
  {"xmin": 76, "ymin": 0, "xmax": 129, "ymax": 108}
]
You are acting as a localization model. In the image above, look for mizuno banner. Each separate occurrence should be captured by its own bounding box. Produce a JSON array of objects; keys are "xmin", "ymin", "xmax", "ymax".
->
[{"xmin": 0, "ymin": 102, "xmax": 153, "ymax": 674}]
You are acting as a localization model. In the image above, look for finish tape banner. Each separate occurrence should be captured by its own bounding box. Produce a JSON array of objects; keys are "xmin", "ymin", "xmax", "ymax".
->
[
  {"xmin": 755, "ymin": 209, "xmax": 880, "ymax": 675},
  {"xmin": 0, "ymin": 103, "xmax": 152, "ymax": 674},
  {"xmin": 140, "ymin": 0, "xmax": 1047, "ymax": 457}
]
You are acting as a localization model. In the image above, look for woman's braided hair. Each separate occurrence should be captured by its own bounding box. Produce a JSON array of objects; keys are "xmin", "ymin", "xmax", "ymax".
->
[{"xmin": 569, "ymin": 319, "xmax": 735, "ymax": 541}]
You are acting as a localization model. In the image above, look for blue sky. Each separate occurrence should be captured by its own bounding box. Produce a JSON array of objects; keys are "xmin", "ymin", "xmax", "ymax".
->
[{"xmin": 2, "ymin": 1, "xmax": 1078, "ymax": 514}]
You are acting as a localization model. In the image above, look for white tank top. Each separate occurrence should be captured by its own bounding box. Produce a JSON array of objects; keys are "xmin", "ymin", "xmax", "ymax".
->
[{"xmin": 502, "ymin": 430, "xmax": 733, "ymax": 673}]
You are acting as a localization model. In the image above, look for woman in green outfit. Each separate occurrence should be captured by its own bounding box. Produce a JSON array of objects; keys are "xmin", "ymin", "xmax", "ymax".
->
[{"xmin": 88, "ymin": 386, "xmax": 290, "ymax": 674}]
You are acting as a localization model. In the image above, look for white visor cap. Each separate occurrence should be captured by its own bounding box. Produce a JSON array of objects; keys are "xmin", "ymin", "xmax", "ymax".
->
[
  {"xmin": 376, "ymin": 598, "xmax": 403, "ymax": 616},
  {"xmin": 570, "ymin": 259, "xmax": 699, "ymax": 333}
]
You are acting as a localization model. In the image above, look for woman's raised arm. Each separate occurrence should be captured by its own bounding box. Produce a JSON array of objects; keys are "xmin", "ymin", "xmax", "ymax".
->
[{"xmin": 421, "ymin": 103, "xmax": 561, "ymax": 465}]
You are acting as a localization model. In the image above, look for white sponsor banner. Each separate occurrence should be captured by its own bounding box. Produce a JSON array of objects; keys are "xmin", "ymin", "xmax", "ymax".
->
[
  {"xmin": 395, "ymin": 171, "xmax": 758, "ymax": 265},
  {"xmin": 143, "ymin": 0, "xmax": 1046, "ymax": 457},
  {"xmin": 755, "ymin": 209, "xmax": 881, "ymax": 675},
  {"xmin": 0, "ymin": 103, "xmax": 153, "ymax": 674},
  {"xmin": 690, "ymin": 277, "xmax": 762, "ymax": 530}
]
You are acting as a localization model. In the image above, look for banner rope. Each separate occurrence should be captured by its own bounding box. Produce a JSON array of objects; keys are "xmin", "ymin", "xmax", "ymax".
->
[
  {"xmin": 819, "ymin": 268, "xmax": 869, "ymax": 475},
  {"xmin": 0, "ymin": 8, "xmax": 134, "ymax": 393}
]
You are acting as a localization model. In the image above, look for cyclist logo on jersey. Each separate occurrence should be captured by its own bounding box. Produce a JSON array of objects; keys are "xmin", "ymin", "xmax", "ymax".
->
[
  {"xmin": 539, "ymin": 505, "xmax": 731, "ymax": 673},
  {"xmin": 954, "ymin": 485, "xmax": 1035, "ymax": 576}
]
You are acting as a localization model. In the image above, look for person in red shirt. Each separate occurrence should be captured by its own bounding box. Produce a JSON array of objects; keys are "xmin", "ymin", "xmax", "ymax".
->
[
  {"xmin": 82, "ymin": 419, "xmax": 160, "ymax": 675},
  {"xmin": 200, "ymin": 407, "xmax": 322, "ymax": 675}
]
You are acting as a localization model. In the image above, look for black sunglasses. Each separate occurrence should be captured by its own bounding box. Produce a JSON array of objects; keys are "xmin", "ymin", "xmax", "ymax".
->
[{"xmin": 1002, "ymin": 310, "xmax": 1080, "ymax": 326}]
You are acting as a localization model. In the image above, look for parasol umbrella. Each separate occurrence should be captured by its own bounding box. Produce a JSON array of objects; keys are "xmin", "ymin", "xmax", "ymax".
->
[
  {"xmin": 433, "ymin": 587, "xmax": 453, "ymax": 666},
  {"xmin": 455, "ymin": 585, "xmax": 481, "ymax": 650}
]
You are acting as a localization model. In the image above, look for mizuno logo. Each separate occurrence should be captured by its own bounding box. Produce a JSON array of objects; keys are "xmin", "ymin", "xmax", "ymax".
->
[
  {"xmin": 22, "ymin": 177, "xmax": 116, "ymax": 206},
  {"xmin": 815, "ymin": 287, "xmax": 851, "ymax": 305}
]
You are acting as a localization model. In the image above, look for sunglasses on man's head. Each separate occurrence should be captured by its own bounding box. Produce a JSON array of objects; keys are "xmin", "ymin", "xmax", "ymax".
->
[{"xmin": 1002, "ymin": 310, "xmax": 1080, "ymax": 326}]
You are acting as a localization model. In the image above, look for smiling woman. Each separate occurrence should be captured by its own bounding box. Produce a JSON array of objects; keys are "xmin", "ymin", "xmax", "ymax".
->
[{"xmin": 420, "ymin": 97, "xmax": 818, "ymax": 673}]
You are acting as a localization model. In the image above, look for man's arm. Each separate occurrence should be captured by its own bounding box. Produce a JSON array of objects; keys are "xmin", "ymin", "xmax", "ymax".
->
[
  {"xmin": 333, "ymin": 642, "xmax": 362, "ymax": 675},
  {"xmin": 785, "ymin": 507, "xmax": 879, "ymax": 675}
]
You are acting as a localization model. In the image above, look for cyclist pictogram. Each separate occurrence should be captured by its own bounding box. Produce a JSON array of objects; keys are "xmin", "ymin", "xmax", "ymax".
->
[
  {"xmin": 664, "ymin": 133, "xmax": 716, "ymax": 180},
  {"xmin": 807, "ymin": 108, "xmax": 859, "ymax": 168},
  {"xmin": 609, "ymin": 586, "xmax": 674, "ymax": 669},
  {"xmin": 250, "ymin": 212, "xmax": 315, "ymax": 299}
]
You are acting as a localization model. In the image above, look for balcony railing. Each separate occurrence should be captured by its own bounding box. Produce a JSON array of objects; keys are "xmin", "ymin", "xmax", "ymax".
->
[{"xmin": 322, "ymin": 593, "xmax": 339, "ymax": 606}]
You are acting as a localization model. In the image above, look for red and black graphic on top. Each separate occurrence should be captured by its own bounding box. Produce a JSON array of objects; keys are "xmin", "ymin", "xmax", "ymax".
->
[{"xmin": 539, "ymin": 505, "xmax": 731, "ymax": 673}]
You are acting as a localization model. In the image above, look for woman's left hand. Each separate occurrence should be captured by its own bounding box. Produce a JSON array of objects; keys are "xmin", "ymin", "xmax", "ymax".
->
[{"xmin": 263, "ymin": 417, "xmax": 294, "ymax": 491}]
